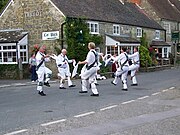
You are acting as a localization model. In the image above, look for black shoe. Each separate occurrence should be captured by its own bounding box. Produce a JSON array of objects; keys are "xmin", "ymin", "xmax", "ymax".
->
[
  {"xmin": 95, "ymin": 83, "xmax": 99, "ymax": 85},
  {"xmin": 59, "ymin": 87, "xmax": 66, "ymax": 89},
  {"xmin": 38, "ymin": 91, "xmax": 46, "ymax": 96},
  {"xmin": 69, "ymin": 85, "xmax": 76, "ymax": 87},
  {"xmin": 122, "ymin": 88, "xmax": 128, "ymax": 91},
  {"xmin": 44, "ymin": 82, "xmax": 50, "ymax": 87},
  {"xmin": 131, "ymin": 84, "xmax": 138, "ymax": 86},
  {"xmin": 111, "ymin": 81, "xmax": 116, "ymax": 86},
  {"xmin": 90, "ymin": 93, "xmax": 99, "ymax": 97},
  {"xmin": 79, "ymin": 91, "xmax": 88, "ymax": 93}
]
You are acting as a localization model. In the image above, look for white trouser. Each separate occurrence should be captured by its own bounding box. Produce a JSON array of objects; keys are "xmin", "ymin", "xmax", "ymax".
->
[
  {"xmin": 36, "ymin": 67, "xmax": 52, "ymax": 91},
  {"xmin": 113, "ymin": 66, "xmax": 129, "ymax": 89},
  {"xmin": 81, "ymin": 67, "xmax": 99, "ymax": 94},
  {"xmin": 129, "ymin": 64, "xmax": 139, "ymax": 84},
  {"xmin": 58, "ymin": 67, "xmax": 72, "ymax": 87}
]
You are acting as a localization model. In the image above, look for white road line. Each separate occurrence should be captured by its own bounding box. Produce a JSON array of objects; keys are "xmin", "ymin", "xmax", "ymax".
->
[
  {"xmin": 74, "ymin": 111, "xmax": 95, "ymax": 118},
  {"xmin": 121, "ymin": 100, "xmax": 135, "ymax": 105},
  {"xmin": 100, "ymin": 105, "xmax": 118, "ymax": 111},
  {"xmin": 169, "ymin": 87, "xmax": 175, "ymax": 90},
  {"xmin": 41, "ymin": 119, "xmax": 66, "ymax": 126},
  {"xmin": 0, "ymin": 85, "xmax": 11, "ymax": 88},
  {"xmin": 162, "ymin": 89, "xmax": 169, "ymax": 92},
  {"xmin": 152, "ymin": 92, "xmax": 161, "ymax": 96},
  {"xmin": 138, "ymin": 96, "xmax": 149, "ymax": 100},
  {"xmin": 4, "ymin": 129, "xmax": 28, "ymax": 135}
]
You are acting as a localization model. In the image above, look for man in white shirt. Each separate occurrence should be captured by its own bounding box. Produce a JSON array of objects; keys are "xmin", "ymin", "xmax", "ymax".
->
[
  {"xmin": 111, "ymin": 47, "xmax": 129, "ymax": 91},
  {"xmin": 36, "ymin": 45, "xmax": 52, "ymax": 96},
  {"xmin": 128, "ymin": 47, "xmax": 140, "ymax": 86},
  {"xmin": 78, "ymin": 42, "xmax": 99, "ymax": 96},
  {"xmin": 56, "ymin": 49, "xmax": 76, "ymax": 89}
]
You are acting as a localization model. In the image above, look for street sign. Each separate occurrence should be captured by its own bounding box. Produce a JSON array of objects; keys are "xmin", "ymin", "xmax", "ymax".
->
[{"xmin": 171, "ymin": 31, "xmax": 179, "ymax": 41}]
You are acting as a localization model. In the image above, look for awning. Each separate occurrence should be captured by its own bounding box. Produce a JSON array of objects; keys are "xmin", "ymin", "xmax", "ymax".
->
[
  {"xmin": 150, "ymin": 40, "xmax": 171, "ymax": 47},
  {"xmin": 106, "ymin": 35, "xmax": 140, "ymax": 46}
]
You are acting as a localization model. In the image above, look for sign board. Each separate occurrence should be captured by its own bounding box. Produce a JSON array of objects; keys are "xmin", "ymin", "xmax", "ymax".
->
[
  {"xmin": 171, "ymin": 31, "xmax": 179, "ymax": 41},
  {"xmin": 42, "ymin": 31, "xmax": 59, "ymax": 40}
]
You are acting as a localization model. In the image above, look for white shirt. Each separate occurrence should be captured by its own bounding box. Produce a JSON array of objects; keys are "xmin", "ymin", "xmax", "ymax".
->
[
  {"xmin": 85, "ymin": 49, "xmax": 97, "ymax": 67},
  {"xmin": 128, "ymin": 52, "xmax": 140, "ymax": 64},
  {"xmin": 36, "ymin": 51, "xmax": 50, "ymax": 67},
  {"xmin": 56, "ymin": 53, "xmax": 73, "ymax": 68},
  {"xmin": 115, "ymin": 52, "xmax": 129, "ymax": 66}
]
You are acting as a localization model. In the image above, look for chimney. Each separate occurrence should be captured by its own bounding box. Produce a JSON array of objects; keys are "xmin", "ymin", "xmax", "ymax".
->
[{"xmin": 128, "ymin": 0, "xmax": 141, "ymax": 5}]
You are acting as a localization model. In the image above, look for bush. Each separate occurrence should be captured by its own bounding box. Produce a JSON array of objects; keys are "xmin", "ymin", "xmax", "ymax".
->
[{"xmin": 139, "ymin": 45, "xmax": 152, "ymax": 67}]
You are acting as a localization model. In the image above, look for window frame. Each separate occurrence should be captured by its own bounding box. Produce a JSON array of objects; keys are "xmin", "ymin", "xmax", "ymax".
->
[
  {"xmin": 113, "ymin": 24, "xmax": 120, "ymax": 35},
  {"xmin": 87, "ymin": 21, "xmax": 99, "ymax": 34},
  {"xmin": 136, "ymin": 27, "xmax": 142, "ymax": 37},
  {"xmin": 155, "ymin": 30, "xmax": 160, "ymax": 40}
]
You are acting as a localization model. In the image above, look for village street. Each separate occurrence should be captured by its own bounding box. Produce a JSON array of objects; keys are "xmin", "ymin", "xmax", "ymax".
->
[{"xmin": 0, "ymin": 67, "xmax": 180, "ymax": 135}]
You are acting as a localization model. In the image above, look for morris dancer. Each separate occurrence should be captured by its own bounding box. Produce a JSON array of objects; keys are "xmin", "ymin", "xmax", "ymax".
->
[
  {"xmin": 78, "ymin": 42, "xmax": 99, "ymax": 96},
  {"xmin": 128, "ymin": 47, "xmax": 140, "ymax": 86},
  {"xmin": 111, "ymin": 47, "xmax": 129, "ymax": 91},
  {"xmin": 36, "ymin": 45, "xmax": 52, "ymax": 96}
]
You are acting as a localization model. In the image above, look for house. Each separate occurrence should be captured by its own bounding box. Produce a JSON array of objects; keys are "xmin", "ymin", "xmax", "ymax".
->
[
  {"xmin": 128, "ymin": 0, "xmax": 180, "ymax": 60},
  {"xmin": 0, "ymin": 0, "xmax": 165, "ymax": 78}
]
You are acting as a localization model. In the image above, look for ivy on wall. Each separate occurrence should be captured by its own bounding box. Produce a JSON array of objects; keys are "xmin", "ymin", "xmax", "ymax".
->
[{"xmin": 0, "ymin": 0, "xmax": 8, "ymax": 12}]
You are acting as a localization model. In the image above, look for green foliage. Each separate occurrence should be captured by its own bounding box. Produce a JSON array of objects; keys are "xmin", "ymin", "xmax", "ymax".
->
[
  {"xmin": 0, "ymin": 0, "xmax": 8, "ymax": 12},
  {"xmin": 139, "ymin": 33, "xmax": 152, "ymax": 67},
  {"xmin": 139, "ymin": 46, "xmax": 152, "ymax": 67},
  {"xmin": 64, "ymin": 18, "xmax": 103, "ymax": 62},
  {"xmin": 0, "ymin": 64, "xmax": 19, "ymax": 79}
]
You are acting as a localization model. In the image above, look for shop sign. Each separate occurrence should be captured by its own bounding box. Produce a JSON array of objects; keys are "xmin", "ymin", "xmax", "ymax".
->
[{"xmin": 42, "ymin": 31, "xmax": 59, "ymax": 40}]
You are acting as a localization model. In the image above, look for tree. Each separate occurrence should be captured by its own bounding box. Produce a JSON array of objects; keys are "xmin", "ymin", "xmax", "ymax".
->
[
  {"xmin": 64, "ymin": 18, "xmax": 103, "ymax": 62},
  {"xmin": 139, "ymin": 33, "xmax": 152, "ymax": 67},
  {"xmin": 0, "ymin": 0, "xmax": 8, "ymax": 12}
]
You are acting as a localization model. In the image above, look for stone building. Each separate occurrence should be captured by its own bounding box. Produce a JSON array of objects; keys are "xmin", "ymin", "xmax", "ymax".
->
[
  {"xmin": 0, "ymin": 0, "xmax": 165, "ymax": 79},
  {"xmin": 128, "ymin": 0, "xmax": 180, "ymax": 60}
]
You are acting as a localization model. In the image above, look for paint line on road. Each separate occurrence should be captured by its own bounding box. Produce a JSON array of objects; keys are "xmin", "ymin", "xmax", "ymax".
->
[
  {"xmin": 13, "ymin": 83, "xmax": 27, "ymax": 86},
  {"xmin": 169, "ymin": 87, "xmax": 175, "ymax": 90},
  {"xmin": 138, "ymin": 96, "xmax": 149, "ymax": 100},
  {"xmin": 74, "ymin": 111, "xmax": 95, "ymax": 118},
  {"xmin": 162, "ymin": 89, "xmax": 169, "ymax": 92},
  {"xmin": 4, "ymin": 129, "xmax": 28, "ymax": 135},
  {"xmin": 41, "ymin": 119, "xmax": 66, "ymax": 126},
  {"xmin": 0, "ymin": 85, "xmax": 11, "ymax": 88},
  {"xmin": 152, "ymin": 92, "xmax": 161, "ymax": 96},
  {"xmin": 121, "ymin": 100, "xmax": 135, "ymax": 105},
  {"xmin": 100, "ymin": 105, "xmax": 118, "ymax": 111}
]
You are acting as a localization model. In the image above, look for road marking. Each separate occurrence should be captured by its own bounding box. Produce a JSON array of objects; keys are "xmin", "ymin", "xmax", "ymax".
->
[
  {"xmin": 0, "ymin": 85, "xmax": 11, "ymax": 88},
  {"xmin": 152, "ymin": 92, "xmax": 161, "ymax": 96},
  {"xmin": 74, "ymin": 111, "xmax": 95, "ymax": 118},
  {"xmin": 13, "ymin": 83, "xmax": 26, "ymax": 86},
  {"xmin": 138, "ymin": 96, "xmax": 149, "ymax": 100},
  {"xmin": 169, "ymin": 87, "xmax": 175, "ymax": 90},
  {"xmin": 162, "ymin": 89, "xmax": 169, "ymax": 92},
  {"xmin": 121, "ymin": 100, "xmax": 135, "ymax": 105},
  {"xmin": 41, "ymin": 119, "xmax": 66, "ymax": 126},
  {"xmin": 100, "ymin": 105, "xmax": 118, "ymax": 111},
  {"xmin": 4, "ymin": 129, "xmax": 28, "ymax": 135}
]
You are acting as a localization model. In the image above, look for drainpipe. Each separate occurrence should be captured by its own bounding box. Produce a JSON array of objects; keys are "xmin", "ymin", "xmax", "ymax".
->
[{"xmin": 61, "ymin": 22, "xmax": 66, "ymax": 49}]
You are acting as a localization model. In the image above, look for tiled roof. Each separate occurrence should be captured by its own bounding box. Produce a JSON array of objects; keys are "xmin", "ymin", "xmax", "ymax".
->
[
  {"xmin": 147, "ymin": 0, "xmax": 180, "ymax": 22},
  {"xmin": 0, "ymin": 30, "xmax": 27, "ymax": 43},
  {"xmin": 151, "ymin": 40, "xmax": 171, "ymax": 47},
  {"xmin": 51, "ymin": 0, "xmax": 164, "ymax": 30},
  {"xmin": 107, "ymin": 35, "xmax": 140, "ymax": 44},
  {"xmin": 169, "ymin": 0, "xmax": 180, "ymax": 12}
]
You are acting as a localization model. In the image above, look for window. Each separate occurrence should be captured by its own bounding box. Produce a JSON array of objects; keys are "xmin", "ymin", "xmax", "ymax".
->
[
  {"xmin": 136, "ymin": 27, "xmax": 142, "ymax": 37},
  {"xmin": 163, "ymin": 22, "xmax": 171, "ymax": 34},
  {"xmin": 0, "ymin": 44, "xmax": 28, "ymax": 64},
  {"xmin": 106, "ymin": 46, "xmax": 118, "ymax": 55},
  {"xmin": 113, "ymin": 25, "xmax": 120, "ymax": 35},
  {"xmin": 155, "ymin": 30, "xmax": 160, "ymax": 39},
  {"xmin": 87, "ymin": 21, "xmax": 99, "ymax": 34},
  {"xmin": 163, "ymin": 48, "xmax": 168, "ymax": 58}
]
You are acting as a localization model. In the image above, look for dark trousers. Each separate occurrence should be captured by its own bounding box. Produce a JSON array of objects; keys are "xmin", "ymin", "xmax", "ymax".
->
[{"xmin": 31, "ymin": 66, "xmax": 37, "ymax": 81}]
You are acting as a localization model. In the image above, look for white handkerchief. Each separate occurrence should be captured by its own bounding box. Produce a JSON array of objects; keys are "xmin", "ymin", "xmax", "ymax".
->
[
  {"xmin": 72, "ymin": 64, "xmax": 78, "ymax": 78},
  {"xmin": 50, "ymin": 54, "xmax": 58, "ymax": 60}
]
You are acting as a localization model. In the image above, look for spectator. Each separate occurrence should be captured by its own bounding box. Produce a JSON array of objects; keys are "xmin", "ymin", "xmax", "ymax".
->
[{"xmin": 29, "ymin": 53, "xmax": 37, "ymax": 82}]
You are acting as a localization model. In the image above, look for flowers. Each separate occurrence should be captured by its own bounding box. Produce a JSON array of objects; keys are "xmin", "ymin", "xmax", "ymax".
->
[{"xmin": 32, "ymin": 44, "xmax": 40, "ymax": 54}]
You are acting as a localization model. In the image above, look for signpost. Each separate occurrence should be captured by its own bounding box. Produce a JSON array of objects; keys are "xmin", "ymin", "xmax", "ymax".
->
[{"xmin": 171, "ymin": 31, "xmax": 179, "ymax": 66}]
